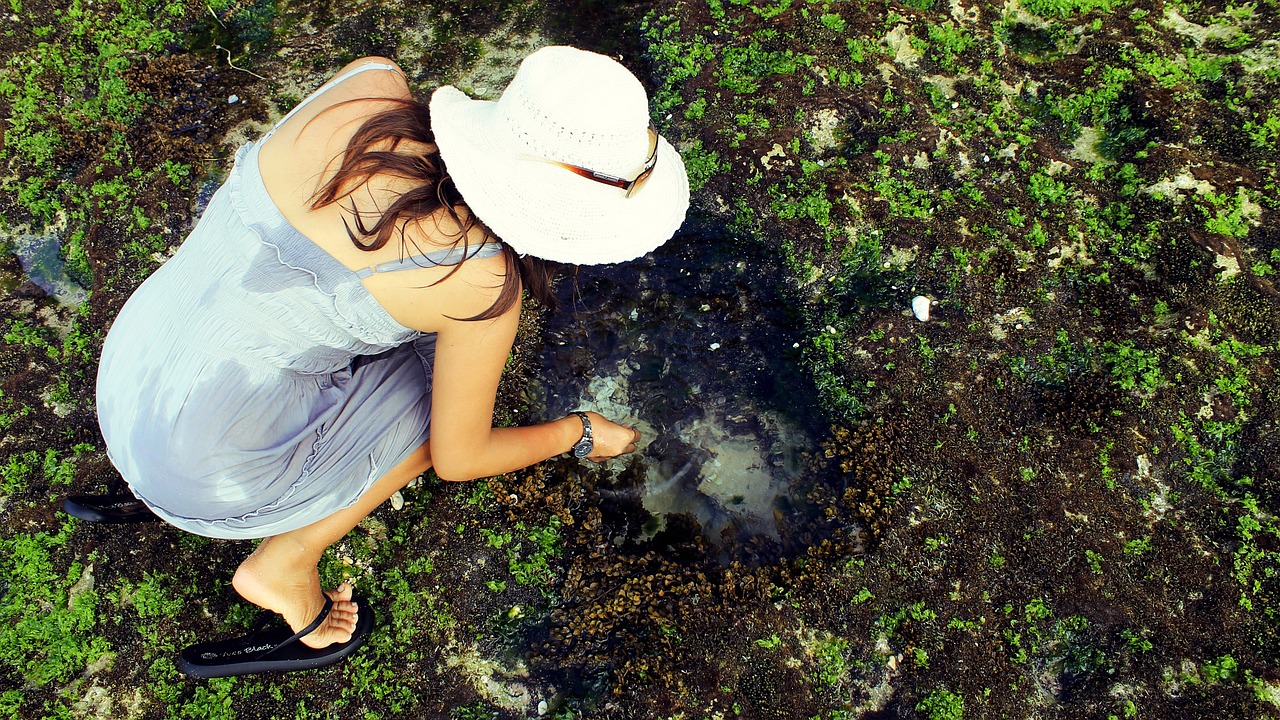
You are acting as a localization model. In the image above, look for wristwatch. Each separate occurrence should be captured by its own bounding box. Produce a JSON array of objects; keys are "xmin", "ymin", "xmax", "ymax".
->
[{"xmin": 570, "ymin": 411, "xmax": 594, "ymax": 458}]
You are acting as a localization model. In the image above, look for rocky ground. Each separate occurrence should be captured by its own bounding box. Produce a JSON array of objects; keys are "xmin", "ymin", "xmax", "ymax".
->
[{"xmin": 2, "ymin": 0, "xmax": 1279, "ymax": 718}]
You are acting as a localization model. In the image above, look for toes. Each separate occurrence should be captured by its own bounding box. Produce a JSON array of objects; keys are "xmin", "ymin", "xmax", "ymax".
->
[
  {"xmin": 331, "ymin": 598, "xmax": 359, "ymax": 618},
  {"xmin": 325, "ymin": 607, "xmax": 358, "ymax": 639},
  {"xmin": 328, "ymin": 604, "xmax": 358, "ymax": 624},
  {"xmin": 305, "ymin": 585, "xmax": 358, "ymax": 643},
  {"xmin": 334, "ymin": 615, "xmax": 358, "ymax": 636},
  {"xmin": 325, "ymin": 592, "xmax": 359, "ymax": 633},
  {"xmin": 326, "ymin": 582, "xmax": 354, "ymax": 603}
]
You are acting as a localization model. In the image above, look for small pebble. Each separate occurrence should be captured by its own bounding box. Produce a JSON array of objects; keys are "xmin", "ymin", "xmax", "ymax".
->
[
  {"xmin": 389, "ymin": 490, "xmax": 404, "ymax": 511},
  {"xmin": 912, "ymin": 296, "xmax": 931, "ymax": 322},
  {"xmin": 227, "ymin": 94, "xmax": 239, "ymax": 104},
  {"xmin": 538, "ymin": 700, "xmax": 549, "ymax": 716},
  {"xmin": 951, "ymin": 101, "xmax": 959, "ymax": 109},
  {"xmin": 709, "ymin": 342, "xmax": 721, "ymax": 350}
]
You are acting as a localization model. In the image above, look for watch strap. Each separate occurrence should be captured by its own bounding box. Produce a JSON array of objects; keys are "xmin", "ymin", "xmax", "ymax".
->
[{"xmin": 571, "ymin": 411, "xmax": 593, "ymax": 458}]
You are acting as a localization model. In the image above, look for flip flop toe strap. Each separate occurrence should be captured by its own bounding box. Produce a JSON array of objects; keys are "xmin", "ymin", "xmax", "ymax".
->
[{"xmin": 251, "ymin": 596, "xmax": 334, "ymax": 661}]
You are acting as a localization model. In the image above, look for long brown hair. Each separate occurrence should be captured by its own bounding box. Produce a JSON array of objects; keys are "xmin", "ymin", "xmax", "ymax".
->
[{"xmin": 309, "ymin": 96, "xmax": 560, "ymax": 321}]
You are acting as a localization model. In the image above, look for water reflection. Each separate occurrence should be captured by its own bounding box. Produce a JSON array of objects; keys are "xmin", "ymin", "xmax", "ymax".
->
[{"xmin": 536, "ymin": 225, "xmax": 821, "ymax": 551}]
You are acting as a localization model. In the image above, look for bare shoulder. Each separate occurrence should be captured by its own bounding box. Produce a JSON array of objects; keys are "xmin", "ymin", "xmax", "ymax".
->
[
  {"xmin": 304, "ymin": 57, "xmax": 412, "ymax": 131},
  {"xmin": 259, "ymin": 57, "xmax": 414, "ymax": 207},
  {"xmin": 364, "ymin": 221, "xmax": 518, "ymax": 334},
  {"xmin": 334, "ymin": 56, "xmax": 406, "ymax": 76},
  {"xmin": 327, "ymin": 56, "xmax": 411, "ymax": 99},
  {"xmin": 267, "ymin": 57, "xmax": 411, "ymax": 150}
]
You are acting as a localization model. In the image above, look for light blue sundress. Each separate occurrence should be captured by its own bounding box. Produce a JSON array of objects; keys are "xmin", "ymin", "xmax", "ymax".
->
[{"xmin": 96, "ymin": 63, "xmax": 503, "ymax": 539}]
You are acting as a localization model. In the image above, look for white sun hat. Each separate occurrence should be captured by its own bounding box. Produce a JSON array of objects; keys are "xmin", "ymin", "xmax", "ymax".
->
[{"xmin": 429, "ymin": 45, "xmax": 690, "ymax": 265}]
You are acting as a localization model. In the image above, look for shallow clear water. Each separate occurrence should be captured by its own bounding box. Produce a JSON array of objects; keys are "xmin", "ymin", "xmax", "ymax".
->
[
  {"xmin": 536, "ymin": 225, "xmax": 824, "ymax": 550},
  {"xmin": 12, "ymin": 233, "xmax": 88, "ymax": 307}
]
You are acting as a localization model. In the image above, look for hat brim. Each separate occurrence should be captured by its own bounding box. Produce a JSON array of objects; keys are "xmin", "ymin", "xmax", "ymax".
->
[{"xmin": 430, "ymin": 86, "xmax": 690, "ymax": 265}]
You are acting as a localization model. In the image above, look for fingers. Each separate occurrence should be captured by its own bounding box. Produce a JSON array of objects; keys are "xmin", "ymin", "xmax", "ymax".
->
[
  {"xmin": 587, "ymin": 425, "xmax": 642, "ymax": 462},
  {"xmin": 618, "ymin": 427, "xmax": 639, "ymax": 453}
]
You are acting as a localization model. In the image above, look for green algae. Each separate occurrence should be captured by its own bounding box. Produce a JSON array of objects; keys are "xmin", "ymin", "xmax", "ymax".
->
[{"xmin": 0, "ymin": 523, "xmax": 111, "ymax": 689}]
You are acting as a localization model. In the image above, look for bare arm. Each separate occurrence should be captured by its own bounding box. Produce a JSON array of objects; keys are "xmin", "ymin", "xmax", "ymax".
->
[
  {"xmin": 428, "ymin": 291, "xmax": 576, "ymax": 480},
  {"xmin": 427, "ymin": 292, "xmax": 642, "ymax": 479},
  {"xmin": 372, "ymin": 246, "xmax": 637, "ymax": 481}
]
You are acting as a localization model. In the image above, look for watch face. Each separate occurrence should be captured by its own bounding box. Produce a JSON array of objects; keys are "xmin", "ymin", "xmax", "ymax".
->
[{"xmin": 572, "ymin": 441, "xmax": 593, "ymax": 458}]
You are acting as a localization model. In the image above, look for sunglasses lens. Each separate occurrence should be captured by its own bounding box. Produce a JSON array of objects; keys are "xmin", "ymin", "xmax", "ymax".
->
[
  {"xmin": 625, "ymin": 163, "xmax": 656, "ymax": 198},
  {"xmin": 624, "ymin": 127, "xmax": 660, "ymax": 197}
]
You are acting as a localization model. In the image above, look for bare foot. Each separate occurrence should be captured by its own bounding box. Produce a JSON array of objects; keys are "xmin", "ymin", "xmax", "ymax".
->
[{"xmin": 231, "ymin": 537, "xmax": 359, "ymax": 649}]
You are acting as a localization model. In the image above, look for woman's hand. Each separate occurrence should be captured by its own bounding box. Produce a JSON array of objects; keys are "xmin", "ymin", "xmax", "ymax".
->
[{"xmin": 583, "ymin": 412, "xmax": 642, "ymax": 462}]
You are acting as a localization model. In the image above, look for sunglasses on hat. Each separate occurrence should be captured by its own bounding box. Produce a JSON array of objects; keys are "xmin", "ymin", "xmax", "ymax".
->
[{"xmin": 525, "ymin": 123, "xmax": 659, "ymax": 198}]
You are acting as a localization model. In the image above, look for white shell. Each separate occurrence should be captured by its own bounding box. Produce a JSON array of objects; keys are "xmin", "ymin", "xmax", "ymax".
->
[
  {"xmin": 912, "ymin": 296, "xmax": 932, "ymax": 322},
  {"xmin": 390, "ymin": 490, "xmax": 404, "ymax": 511}
]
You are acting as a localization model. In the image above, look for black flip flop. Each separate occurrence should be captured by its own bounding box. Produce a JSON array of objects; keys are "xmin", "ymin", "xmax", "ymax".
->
[
  {"xmin": 62, "ymin": 494, "xmax": 161, "ymax": 524},
  {"xmin": 177, "ymin": 595, "xmax": 375, "ymax": 678}
]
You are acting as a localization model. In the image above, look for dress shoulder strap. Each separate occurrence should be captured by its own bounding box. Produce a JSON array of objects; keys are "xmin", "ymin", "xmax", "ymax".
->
[
  {"xmin": 354, "ymin": 242, "xmax": 506, "ymax": 279},
  {"xmin": 267, "ymin": 61, "xmax": 403, "ymax": 135}
]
